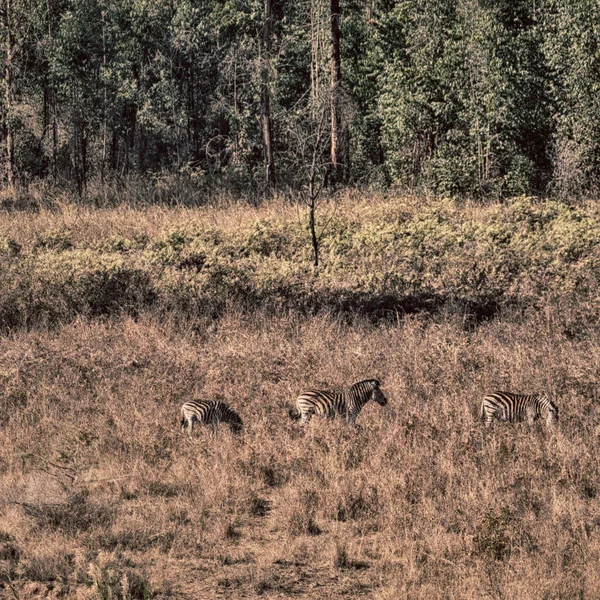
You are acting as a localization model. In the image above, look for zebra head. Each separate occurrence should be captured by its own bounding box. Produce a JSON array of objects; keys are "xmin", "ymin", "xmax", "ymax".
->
[
  {"xmin": 229, "ymin": 413, "xmax": 243, "ymax": 435},
  {"xmin": 369, "ymin": 379, "xmax": 388, "ymax": 406}
]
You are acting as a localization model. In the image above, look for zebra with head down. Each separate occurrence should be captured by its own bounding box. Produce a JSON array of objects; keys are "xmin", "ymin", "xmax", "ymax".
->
[
  {"xmin": 480, "ymin": 392, "xmax": 558, "ymax": 429},
  {"xmin": 180, "ymin": 399, "xmax": 243, "ymax": 435}
]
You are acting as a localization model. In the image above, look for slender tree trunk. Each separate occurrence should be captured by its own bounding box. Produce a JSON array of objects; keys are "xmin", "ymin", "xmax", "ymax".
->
[
  {"xmin": 51, "ymin": 87, "xmax": 57, "ymax": 182},
  {"xmin": 309, "ymin": 195, "xmax": 319, "ymax": 267},
  {"xmin": 261, "ymin": 0, "xmax": 275, "ymax": 187},
  {"xmin": 101, "ymin": 9, "xmax": 107, "ymax": 183},
  {"xmin": 139, "ymin": 124, "xmax": 146, "ymax": 173},
  {"xmin": 4, "ymin": 0, "xmax": 15, "ymax": 189},
  {"xmin": 310, "ymin": 0, "xmax": 317, "ymax": 102},
  {"xmin": 81, "ymin": 123, "xmax": 87, "ymax": 193},
  {"xmin": 72, "ymin": 86, "xmax": 82, "ymax": 195},
  {"xmin": 46, "ymin": 0, "xmax": 57, "ymax": 182},
  {"xmin": 233, "ymin": 46, "xmax": 238, "ymax": 158},
  {"xmin": 330, "ymin": 0, "xmax": 341, "ymax": 180}
]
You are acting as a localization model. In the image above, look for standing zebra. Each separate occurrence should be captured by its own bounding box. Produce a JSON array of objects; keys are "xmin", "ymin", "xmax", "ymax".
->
[
  {"xmin": 289, "ymin": 379, "xmax": 387, "ymax": 425},
  {"xmin": 480, "ymin": 392, "xmax": 558, "ymax": 428},
  {"xmin": 180, "ymin": 400, "xmax": 243, "ymax": 435}
]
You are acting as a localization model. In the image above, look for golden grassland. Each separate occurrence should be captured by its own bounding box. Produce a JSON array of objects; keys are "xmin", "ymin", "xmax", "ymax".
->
[{"xmin": 1, "ymin": 193, "xmax": 600, "ymax": 598}]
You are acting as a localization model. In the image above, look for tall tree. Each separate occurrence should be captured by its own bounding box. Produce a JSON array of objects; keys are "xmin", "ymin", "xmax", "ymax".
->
[
  {"xmin": 330, "ymin": 0, "xmax": 342, "ymax": 180},
  {"xmin": 261, "ymin": 0, "xmax": 275, "ymax": 186},
  {"xmin": 543, "ymin": 0, "xmax": 600, "ymax": 196},
  {"xmin": 2, "ymin": 0, "xmax": 15, "ymax": 188}
]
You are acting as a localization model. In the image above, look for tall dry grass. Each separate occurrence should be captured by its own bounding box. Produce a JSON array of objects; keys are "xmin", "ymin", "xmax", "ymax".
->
[
  {"xmin": 2, "ymin": 193, "xmax": 600, "ymax": 597},
  {"xmin": 1, "ymin": 302, "xmax": 599, "ymax": 598}
]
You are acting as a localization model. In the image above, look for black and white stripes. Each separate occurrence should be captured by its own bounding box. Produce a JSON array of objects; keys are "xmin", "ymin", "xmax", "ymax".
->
[
  {"xmin": 289, "ymin": 379, "xmax": 387, "ymax": 425},
  {"xmin": 480, "ymin": 392, "xmax": 558, "ymax": 428},
  {"xmin": 178, "ymin": 385, "xmax": 560, "ymax": 436},
  {"xmin": 180, "ymin": 400, "xmax": 243, "ymax": 434}
]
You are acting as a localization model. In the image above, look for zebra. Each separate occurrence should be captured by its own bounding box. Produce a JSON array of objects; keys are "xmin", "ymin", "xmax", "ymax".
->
[
  {"xmin": 480, "ymin": 392, "xmax": 558, "ymax": 428},
  {"xmin": 180, "ymin": 400, "xmax": 243, "ymax": 435},
  {"xmin": 289, "ymin": 379, "xmax": 387, "ymax": 425}
]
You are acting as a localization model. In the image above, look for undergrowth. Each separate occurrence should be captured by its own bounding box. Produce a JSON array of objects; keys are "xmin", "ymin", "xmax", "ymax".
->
[{"xmin": 1, "ymin": 195, "xmax": 600, "ymax": 331}]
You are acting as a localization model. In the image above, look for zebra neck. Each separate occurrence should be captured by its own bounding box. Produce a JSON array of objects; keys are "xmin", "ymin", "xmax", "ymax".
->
[{"xmin": 347, "ymin": 391, "xmax": 368, "ymax": 413}]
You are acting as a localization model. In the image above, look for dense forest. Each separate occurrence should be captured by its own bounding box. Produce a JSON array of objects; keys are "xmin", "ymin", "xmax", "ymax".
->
[{"xmin": 1, "ymin": 0, "xmax": 600, "ymax": 199}]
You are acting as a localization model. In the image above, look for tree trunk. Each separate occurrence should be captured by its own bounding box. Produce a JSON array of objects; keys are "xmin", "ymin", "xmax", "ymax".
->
[
  {"xmin": 101, "ymin": 9, "xmax": 107, "ymax": 183},
  {"xmin": 261, "ymin": 0, "xmax": 275, "ymax": 187},
  {"xmin": 51, "ymin": 87, "xmax": 57, "ymax": 182},
  {"xmin": 46, "ymin": 0, "xmax": 57, "ymax": 182},
  {"xmin": 4, "ymin": 0, "xmax": 15, "ymax": 189},
  {"xmin": 330, "ymin": 0, "xmax": 341, "ymax": 180},
  {"xmin": 72, "ymin": 87, "xmax": 82, "ymax": 194},
  {"xmin": 309, "ymin": 196, "xmax": 319, "ymax": 267}
]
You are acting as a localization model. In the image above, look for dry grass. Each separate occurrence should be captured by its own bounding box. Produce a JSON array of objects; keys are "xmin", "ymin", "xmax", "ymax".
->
[
  {"xmin": 1, "ymin": 194, "xmax": 600, "ymax": 598},
  {"xmin": 0, "ymin": 305, "xmax": 599, "ymax": 598}
]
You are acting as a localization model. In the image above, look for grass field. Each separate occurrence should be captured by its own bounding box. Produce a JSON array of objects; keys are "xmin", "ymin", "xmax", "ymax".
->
[{"xmin": 1, "ymin": 193, "xmax": 600, "ymax": 599}]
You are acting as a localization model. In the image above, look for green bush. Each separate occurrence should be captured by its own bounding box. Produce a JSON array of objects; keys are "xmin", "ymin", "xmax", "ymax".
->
[
  {"xmin": 1, "ymin": 250, "xmax": 155, "ymax": 328},
  {"xmin": 33, "ymin": 228, "xmax": 73, "ymax": 251},
  {"xmin": 2, "ymin": 195, "xmax": 600, "ymax": 331}
]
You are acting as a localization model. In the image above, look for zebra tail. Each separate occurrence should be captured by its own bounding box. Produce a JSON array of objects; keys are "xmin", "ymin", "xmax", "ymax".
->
[
  {"xmin": 289, "ymin": 407, "xmax": 301, "ymax": 421},
  {"xmin": 478, "ymin": 400, "xmax": 485, "ymax": 422}
]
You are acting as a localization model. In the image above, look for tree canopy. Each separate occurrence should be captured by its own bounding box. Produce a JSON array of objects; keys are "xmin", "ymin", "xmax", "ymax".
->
[{"xmin": 1, "ymin": 0, "xmax": 600, "ymax": 198}]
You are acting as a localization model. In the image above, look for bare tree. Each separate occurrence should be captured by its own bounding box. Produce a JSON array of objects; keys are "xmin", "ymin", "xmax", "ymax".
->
[
  {"xmin": 281, "ymin": 88, "xmax": 331, "ymax": 268},
  {"xmin": 306, "ymin": 106, "xmax": 329, "ymax": 267}
]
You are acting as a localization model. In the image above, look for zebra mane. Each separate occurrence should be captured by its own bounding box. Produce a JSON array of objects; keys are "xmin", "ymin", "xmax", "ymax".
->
[
  {"xmin": 349, "ymin": 379, "xmax": 380, "ymax": 391},
  {"xmin": 539, "ymin": 394, "xmax": 557, "ymax": 408}
]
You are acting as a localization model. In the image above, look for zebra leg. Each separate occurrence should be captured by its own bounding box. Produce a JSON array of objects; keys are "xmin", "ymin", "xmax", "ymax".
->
[
  {"xmin": 299, "ymin": 410, "xmax": 312, "ymax": 425},
  {"xmin": 184, "ymin": 417, "xmax": 193, "ymax": 435},
  {"xmin": 484, "ymin": 409, "xmax": 494, "ymax": 428}
]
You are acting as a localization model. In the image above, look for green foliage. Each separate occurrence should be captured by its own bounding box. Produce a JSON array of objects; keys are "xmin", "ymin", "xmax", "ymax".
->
[
  {"xmin": 2, "ymin": 196, "xmax": 600, "ymax": 331},
  {"xmin": 543, "ymin": 0, "xmax": 600, "ymax": 196},
  {"xmin": 0, "ymin": 237, "xmax": 21, "ymax": 256},
  {"xmin": 2, "ymin": 0, "xmax": 599, "ymax": 196},
  {"xmin": 0, "ymin": 250, "xmax": 155, "ymax": 329},
  {"xmin": 33, "ymin": 228, "xmax": 74, "ymax": 252},
  {"xmin": 376, "ymin": 0, "xmax": 553, "ymax": 196}
]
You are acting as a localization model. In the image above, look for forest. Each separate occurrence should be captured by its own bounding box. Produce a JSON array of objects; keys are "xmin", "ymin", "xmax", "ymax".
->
[{"xmin": 1, "ymin": 0, "xmax": 600, "ymax": 201}]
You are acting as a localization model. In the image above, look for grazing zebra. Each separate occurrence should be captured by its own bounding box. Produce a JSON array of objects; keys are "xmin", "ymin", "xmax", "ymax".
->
[
  {"xmin": 180, "ymin": 400, "xmax": 243, "ymax": 435},
  {"xmin": 289, "ymin": 379, "xmax": 387, "ymax": 425},
  {"xmin": 480, "ymin": 392, "xmax": 558, "ymax": 428}
]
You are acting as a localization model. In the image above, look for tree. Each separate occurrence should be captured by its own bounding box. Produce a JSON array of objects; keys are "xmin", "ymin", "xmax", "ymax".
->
[
  {"xmin": 2, "ymin": 0, "xmax": 15, "ymax": 189},
  {"xmin": 543, "ymin": 0, "xmax": 600, "ymax": 196},
  {"xmin": 260, "ymin": 0, "xmax": 275, "ymax": 186},
  {"xmin": 330, "ymin": 0, "xmax": 341, "ymax": 178}
]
